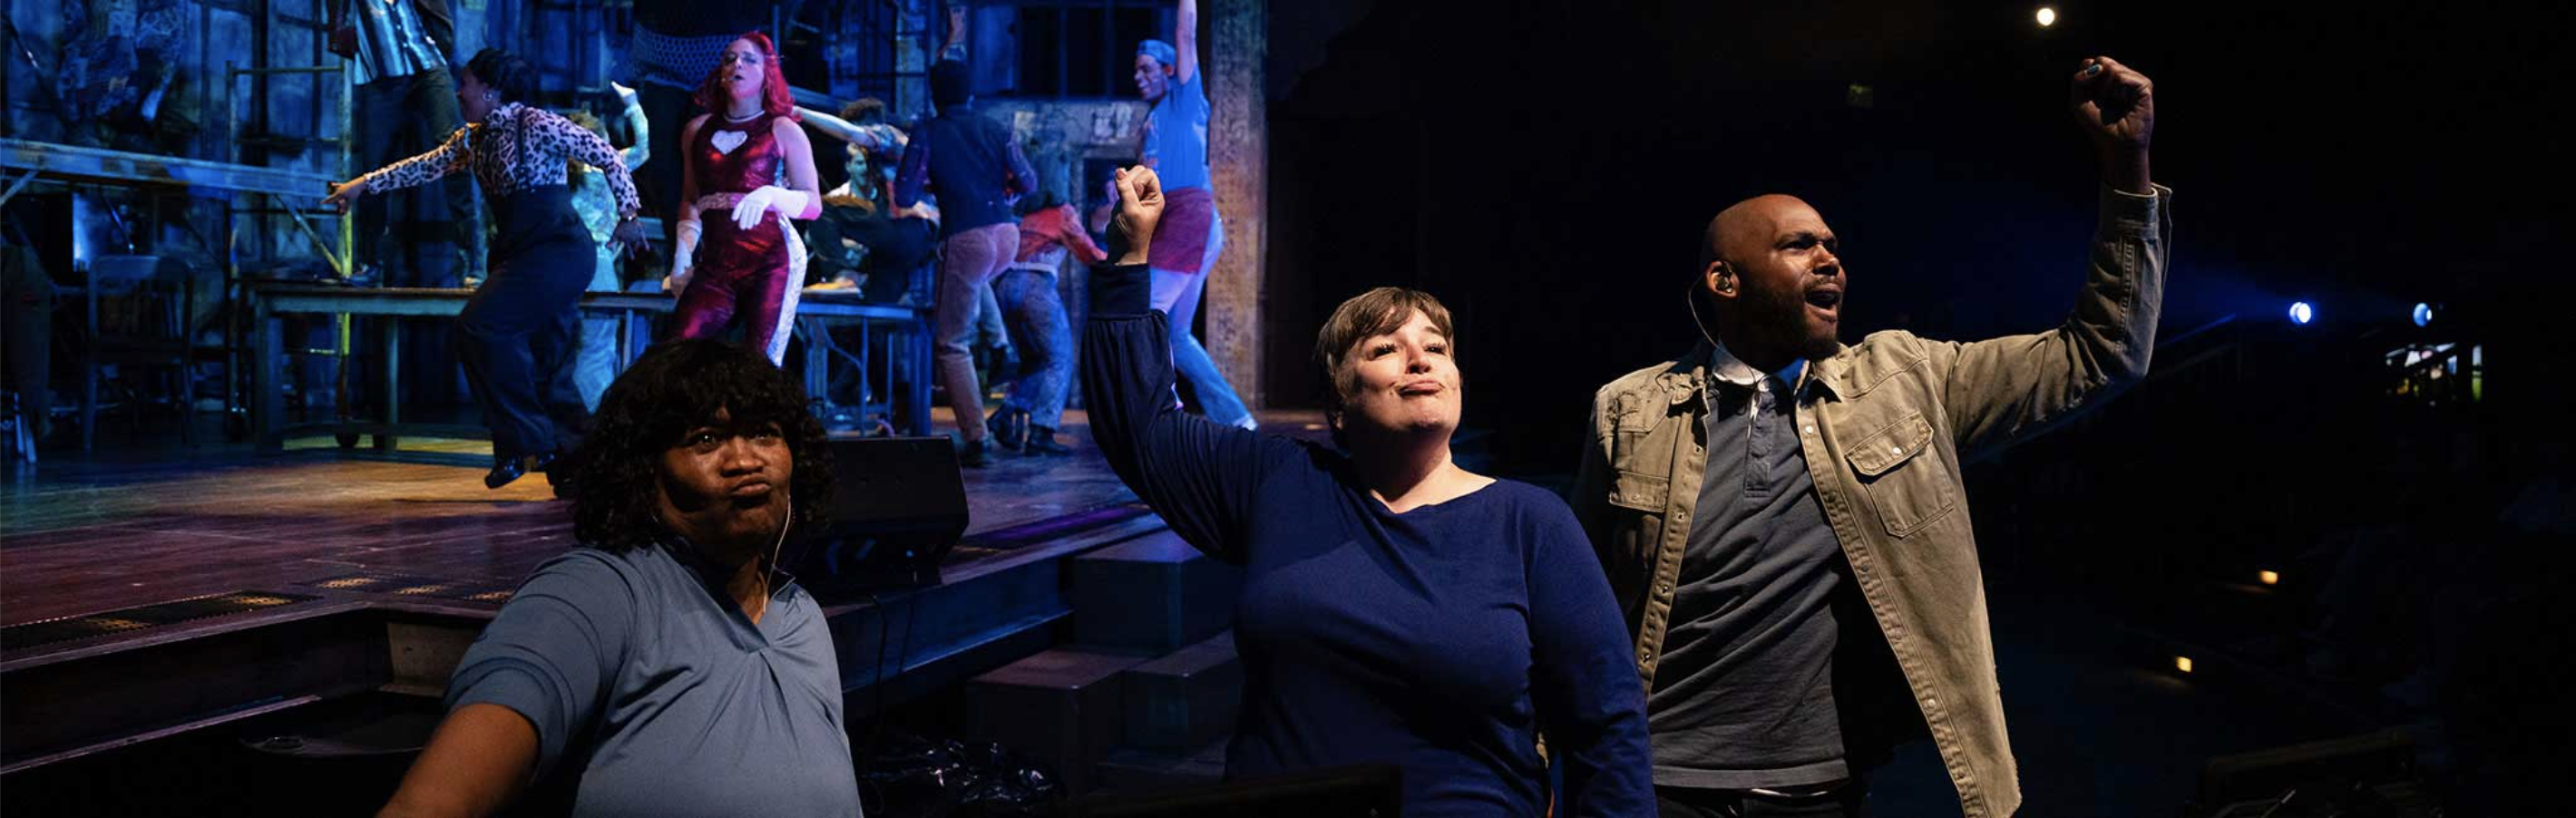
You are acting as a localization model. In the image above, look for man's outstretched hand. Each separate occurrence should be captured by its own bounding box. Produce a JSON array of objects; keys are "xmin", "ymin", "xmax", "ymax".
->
[
  {"xmin": 1109, "ymin": 166, "xmax": 1164, "ymax": 267},
  {"xmin": 2071, "ymin": 55, "xmax": 2155, "ymax": 194}
]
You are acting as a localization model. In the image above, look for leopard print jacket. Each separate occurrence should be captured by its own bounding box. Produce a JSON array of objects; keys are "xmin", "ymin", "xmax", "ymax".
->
[{"xmin": 364, "ymin": 102, "xmax": 640, "ymax": 217}]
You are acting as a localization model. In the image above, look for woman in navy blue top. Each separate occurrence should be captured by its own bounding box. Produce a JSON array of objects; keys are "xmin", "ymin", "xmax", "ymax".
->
[{"xmin": 1082, "ymin": 168, "xmax": 1653, "ymax": 816}]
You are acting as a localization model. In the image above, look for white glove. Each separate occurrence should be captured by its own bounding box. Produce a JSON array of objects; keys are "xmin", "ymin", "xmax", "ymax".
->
[
  {"xmin": 666, "ymin": 217, "xmax": 703, "ymax": 293},
  {"xmin": 731, "ymin": 185, "xmax": 813, "ymax": 229}
]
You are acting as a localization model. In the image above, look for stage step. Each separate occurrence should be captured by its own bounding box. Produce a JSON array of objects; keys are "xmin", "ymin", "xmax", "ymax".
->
[
  {"xmin": 1092, "ymin": 738, "xmax": 1228, "ymax": 794},
  {"xmin": 1119, "ymin": 631, "xmax": 1241, "ymax": 753},
  {"xmin": 1068, "ymin": 531, "xmax": 1241, "ymax": 654},
  {"xmin": 964, "ymin": 648, "xmax": 1147, "ymax": 795}
]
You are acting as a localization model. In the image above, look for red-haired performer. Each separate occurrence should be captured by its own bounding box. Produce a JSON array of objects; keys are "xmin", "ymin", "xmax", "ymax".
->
[
  {"xmin": 663, "ymin": 32, "xmax": 823, "ymax": 365},
  {"xmin": 327, "ymin": 49, "xmax": 645, "ymax": 491}
]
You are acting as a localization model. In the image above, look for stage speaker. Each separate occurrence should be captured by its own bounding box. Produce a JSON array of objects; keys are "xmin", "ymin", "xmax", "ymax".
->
[
  {"xmin": 794, "ymin": 435, "xmax": 970, "ymax": 596},
  {"xmin": 2191, "ymin": 729, "xmax": 2440, "ymax": 817}
]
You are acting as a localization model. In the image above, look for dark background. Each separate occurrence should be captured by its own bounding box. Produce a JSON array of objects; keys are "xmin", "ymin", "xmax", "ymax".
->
[
  {"xmin": 1259, "ymin": 0, "xmax": 2572, "ymax": 474},
  {"xmin": 1255, "ymin": 3, "xmax": 2572, "ymax": 813}
]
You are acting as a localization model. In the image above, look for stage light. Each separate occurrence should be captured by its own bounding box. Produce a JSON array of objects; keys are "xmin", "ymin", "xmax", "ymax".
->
[
  {"xmin": 2413, "ymin": 303, "xmax": 2433, "ymax": 327},
  {"xmin": 2288, "ymin": 302, "xmax": 2314, "ymax": 326},
  {"xmin": 2259, "ymin": 570, "xmax": 2279, "ymax": 586},
  {"xmin": 2174, "ymin": 656, "xmax": 2194, "ymax": 674},
  {"xmin": 2035, "ymin": 6, "xmax": 2057, "ymax": 26}
]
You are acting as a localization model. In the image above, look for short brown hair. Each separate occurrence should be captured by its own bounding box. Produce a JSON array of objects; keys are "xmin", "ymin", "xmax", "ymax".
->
[{"xmin": 1312, "ymin": 287, "xmax": 1457, "ymax": 433}]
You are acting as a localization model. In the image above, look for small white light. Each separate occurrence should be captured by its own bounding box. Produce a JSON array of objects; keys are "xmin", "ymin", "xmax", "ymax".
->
[
  {"xmin": 2258, "ymin": 570, "xmax": 2279, "ymax": 586},
  {"xmin": 2036, "ymin": 6, "xmax": 2057, "ymax": 27},
  {"xmin": 2289, "ymin": 302, "xmax": 2315, "ymax": 326},
  {"xmin": 2173, "ymin": 656, "xmax": 2194, "ymax": 674}
]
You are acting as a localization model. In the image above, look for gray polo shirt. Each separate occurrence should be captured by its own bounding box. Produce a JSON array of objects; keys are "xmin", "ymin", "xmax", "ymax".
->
[
  {"xmin": 1645, "ymin": 343, "xmax": 1850, "ymax": 791},
  {"xmin": 448, "ymin": 540, "xmax": 861, "ymax": 817}
]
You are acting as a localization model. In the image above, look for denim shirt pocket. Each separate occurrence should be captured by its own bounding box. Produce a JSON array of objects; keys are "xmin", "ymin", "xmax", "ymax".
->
[{"xmin": 1844, "ymin": 410, "xmax": 1960, "ymax": 538}]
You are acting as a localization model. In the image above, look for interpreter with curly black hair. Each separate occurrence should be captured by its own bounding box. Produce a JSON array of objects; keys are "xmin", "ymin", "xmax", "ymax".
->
[{"xmin": 376, "ymin": 338, "xmax": 856, "ymax": 818}]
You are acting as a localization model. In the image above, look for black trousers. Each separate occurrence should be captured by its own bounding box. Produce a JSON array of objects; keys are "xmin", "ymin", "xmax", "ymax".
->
[
  {"xmin": 460, "ymin": 188, "xmax": 592, "ymax": 459},
  {"xmin": 1655, "ymin": 782, "xmax": 1868, "ymax": 818}
]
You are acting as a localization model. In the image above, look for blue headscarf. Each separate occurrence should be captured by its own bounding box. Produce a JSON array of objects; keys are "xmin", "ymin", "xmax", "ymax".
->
[{"xmin": 1137, "ymin": 39, "xmax": 1178, "ymax": 71}]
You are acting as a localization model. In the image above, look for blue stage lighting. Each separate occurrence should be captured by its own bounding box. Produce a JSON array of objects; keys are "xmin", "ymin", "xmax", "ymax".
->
[
  {"xmin": 2413, "ymin": 303, "xmax": 2433, "ymax": 327},
  {"xmin": 2289, "ymin": 302, "xmax": 2314, "ymax": 326}
]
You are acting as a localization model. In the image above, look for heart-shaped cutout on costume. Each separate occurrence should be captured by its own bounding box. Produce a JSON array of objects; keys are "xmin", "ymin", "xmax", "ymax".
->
[{"xmin": 711, "ymin": 130, "xmax": 747, "ymax": 155}]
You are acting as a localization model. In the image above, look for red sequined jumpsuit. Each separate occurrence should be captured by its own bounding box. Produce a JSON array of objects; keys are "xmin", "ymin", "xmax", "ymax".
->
[{"xmin": 672, "ymin": 112, "xmax": 805, "ymax": 363}]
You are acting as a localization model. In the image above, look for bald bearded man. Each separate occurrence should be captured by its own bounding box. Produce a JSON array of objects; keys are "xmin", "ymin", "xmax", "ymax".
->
[{"xmin": 1570, "ymin": 56, "xmax": 2169, "ymax": 818}]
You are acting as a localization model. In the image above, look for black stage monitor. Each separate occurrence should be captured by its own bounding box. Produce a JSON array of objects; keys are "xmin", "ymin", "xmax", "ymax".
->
[{"xmin": 795, "ymin": 435, "xmax": 970, "ymax": 595}]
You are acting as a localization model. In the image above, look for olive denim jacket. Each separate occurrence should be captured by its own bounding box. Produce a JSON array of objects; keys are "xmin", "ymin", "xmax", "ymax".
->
[{"xmin": 1572, "ymin": 185, "xmax": 2171, "ymax": 817}]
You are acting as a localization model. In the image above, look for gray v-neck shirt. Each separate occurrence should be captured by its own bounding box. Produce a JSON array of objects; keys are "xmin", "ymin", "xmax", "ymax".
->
[
  {"xmin": 1646, "ymin": 351, "xmax": 1851, "ymax": 790},
  {"xmin": 447, "ymin": 540, "xmax": 862, "ymax": 817}
]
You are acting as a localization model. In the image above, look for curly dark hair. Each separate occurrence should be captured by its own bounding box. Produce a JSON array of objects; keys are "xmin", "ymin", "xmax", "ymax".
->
[{"xmin": 568, "ymin": 339, "xmax": 833, "ymax": 550}]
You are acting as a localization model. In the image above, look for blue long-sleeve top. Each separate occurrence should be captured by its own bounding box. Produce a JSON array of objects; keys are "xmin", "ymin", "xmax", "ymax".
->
[
  {"xmin": 1082, "ymin": 263, "xmax": 1654, "ymax": 816},
  {"xmin": 891, "ymin": 104, "xmax": 1035, "ymax": 239}
]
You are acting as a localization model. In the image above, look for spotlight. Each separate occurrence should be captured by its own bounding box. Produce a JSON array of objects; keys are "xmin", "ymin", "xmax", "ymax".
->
[
  {"xmin": 2288, "ymin": 302, "xmax": 2314, "ymax": 326},
  {"xmin": 2174, "ymin": 656, "xmax": 2194, "ymax": 674},
  {"xmin": 2412, "ymin": 303, "xmax": 2433, "ymax": 327},
  {"xmin": 2259, "ymin": 570, "xmax": 2279, "ymax": 586},
  {"xmin": 2036, "ymin": 6, "xmax": 2057, "ymax": 26}
]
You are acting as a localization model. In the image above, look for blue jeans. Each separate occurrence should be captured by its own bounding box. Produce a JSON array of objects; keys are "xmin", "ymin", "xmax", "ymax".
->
[
  {"xmin": 1148, "ymin": 213, "xmax": 1251, "ymax": 427},
  {"xmin": 994, "ymin": 267, "xmax": 1072, "ymax": 430}
]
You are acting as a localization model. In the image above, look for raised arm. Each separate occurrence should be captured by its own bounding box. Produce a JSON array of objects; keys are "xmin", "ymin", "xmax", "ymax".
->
[
  {"xmin": 614, "ymin": 83, "xmax": 650, "ymax": 172},
  {"xmin": 1937, "ymin": 56, "xmax": 2165, "ymax": 457},
  {"xmin": 795, "ymin": 106, "xmax": 863, "ymax": 144},
  {"xmin": 1175, "ymin": 0, "xmax": 1198, "ymax": 86},
  {"xmin": 1081, "ymin": 167, "xmax": 1292, "ymax": 560},
  {"xmin": 796, "ymin": 106, "xmax": 908, "ymax": 154}
]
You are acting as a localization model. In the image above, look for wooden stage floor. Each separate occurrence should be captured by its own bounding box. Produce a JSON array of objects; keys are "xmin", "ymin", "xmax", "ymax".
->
[{"xmin": 0, "ymin": 408, "xmax": 1328, "ymax": 656}]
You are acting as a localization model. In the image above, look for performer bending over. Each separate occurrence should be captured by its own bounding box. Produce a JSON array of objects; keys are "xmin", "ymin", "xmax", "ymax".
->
[
  {"xmin": 327, "ymin": 49, "xmax": 644, "ymax": 490},
  {"xmin": 664, "ymin": 32, "xmax": 822, "ymax": 365},
  {"xmin": 375, "ymin": 340, "xmax": 854, "ymax": 818},
  {"xmin": 1086, "ymin": 167, "xmax": 1653, "ymax": 816}
]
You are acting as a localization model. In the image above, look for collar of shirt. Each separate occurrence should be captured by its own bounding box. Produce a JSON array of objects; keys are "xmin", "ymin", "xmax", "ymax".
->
[{"xmin": 1708, "ymin": 339, "xmax": 1809, "ymax": 394}]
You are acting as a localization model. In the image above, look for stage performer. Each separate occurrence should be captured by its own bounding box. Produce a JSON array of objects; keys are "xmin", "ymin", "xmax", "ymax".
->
[
  {"xmin": 1129, "ymin": 0, "xmax": 1253, "ymax": 430},
  {"xmin": 1571, "ymin": 57, "xmax": 2167, "ymax": 818},
  {"xmin": 1084, "ymin": 166, "xmax": 1653, "ymax": 816},
  {"xmin": 327, "ymin": 49, "xmax": 645, "ymax": 491},
  {"xmin": 662, "ymin": 33, "xmax": 823, "ymax": 366},
  {"xmin": 893, "ymin": 60, "xmax": 1037, "ymax": 466},
  {"xmin": 984, "ymin": 193, "xmax": 1106, "ymax": 456},
  {"xmin": 374, "ymin": 339, "xmax": 853, "ymax": 818}
]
